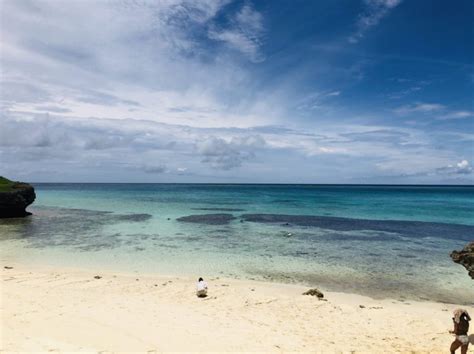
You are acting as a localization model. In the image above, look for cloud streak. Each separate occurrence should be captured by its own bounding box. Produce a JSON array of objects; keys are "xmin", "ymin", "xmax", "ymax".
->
[
  {"xmin": 349, "ymin": 0, "xmax": 402, "ymax": 43},
  {"xmin": 394, "ymin": 102, "xmax": 445, "ymax": 115},
  {"xmin": 395, "ymin": 102, "xmax": 473, "ymax": 121}
]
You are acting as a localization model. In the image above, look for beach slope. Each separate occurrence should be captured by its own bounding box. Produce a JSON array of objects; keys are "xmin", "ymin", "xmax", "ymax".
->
[{"xmin": 1, "ymin": 265, "xmax": 471, "ymax": 352}]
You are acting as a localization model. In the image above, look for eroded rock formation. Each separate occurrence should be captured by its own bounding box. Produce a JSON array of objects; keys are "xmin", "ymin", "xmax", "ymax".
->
[
  {"xmin": 451, "ymin": 242, "xmax": 474, "ymax": 280},
  {"xmin": 0, "ymin": 177, "xmax": 36, "ymax": 218}
]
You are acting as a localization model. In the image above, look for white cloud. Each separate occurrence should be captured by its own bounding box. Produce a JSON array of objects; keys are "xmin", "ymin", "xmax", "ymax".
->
[
  {"xmin": 388, "ymin": 85, "xmax": 424, "ymax": 100},
  {"xmin": 454, "ymin": 160, "xmax": 473, "ymax": 174},
  {"xmin": 1, "ymin": 110, "xmax": 472, "ymax": 183},
  {"xmin": 435, "ymin": 160, "xmax": 473, "ymax": 175},
  {"xmin": 437, "ymin": 111, "xmax": 474, "ymax": 120},
  {"xmin": 457, "ymin": 160, "xmax": 470, "ymax": 169},
  {"xmin": 349, "ymin": 0, "xmax": 402, "ymax": 43},
  {"xmin": 0, "ymin": 0, "xmax": 274, "ymax": 129},
  {"xmin": 394, "ymin": 102, "xmax": 445, "ymax": 115},
  {"xmin": 197, "ymin": 135, "xmax": 265, "ymax": 170},
  {"xmin": 296, "ymin": 90, "xmax": 342, "ymax": 111},
  {"xmin": 208, "ymin": 4, "xmax": 265, "ymax": 62},
  {"xmin": 395, "ymin": 103, "xmax": 473, "ymax": 121}
]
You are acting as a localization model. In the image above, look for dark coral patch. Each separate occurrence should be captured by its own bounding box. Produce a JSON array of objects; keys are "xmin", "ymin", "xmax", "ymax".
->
[
  {"xmin": 177, "ymin": 213, "xmax": 236, "ymax": 225},
  {"xmin": 241, "ymin": 214, "xmax": 474, "ymax": 241}
]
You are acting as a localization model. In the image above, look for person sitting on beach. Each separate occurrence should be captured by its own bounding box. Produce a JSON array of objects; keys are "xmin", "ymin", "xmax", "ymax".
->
[
  {"xmin": 196, "ymin": 277, "xmax": 208, "ymax": 298},
  {"xmin": 450, "ymin": 308, "xmax": 471, "ymax": 354}
]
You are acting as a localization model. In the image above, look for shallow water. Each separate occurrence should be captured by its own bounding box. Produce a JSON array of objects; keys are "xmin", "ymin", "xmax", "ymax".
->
[{"xmin": 1, "ymin": 184, "xmax": 473, "ymax": 304}]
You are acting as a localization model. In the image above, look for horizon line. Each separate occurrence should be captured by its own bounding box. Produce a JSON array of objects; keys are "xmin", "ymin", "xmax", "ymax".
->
[{"xmin": 30, "ymin": 182, "xmax": 474, "ymax": 187}]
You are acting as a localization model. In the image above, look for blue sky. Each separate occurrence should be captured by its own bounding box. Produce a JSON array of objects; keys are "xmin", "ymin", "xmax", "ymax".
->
[{"xmin": 1, "ymin": 0, "xmax": 473, "ymax": 183}]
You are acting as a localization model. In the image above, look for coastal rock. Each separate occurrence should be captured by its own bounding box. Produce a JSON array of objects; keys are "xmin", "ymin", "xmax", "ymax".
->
[
  {"xmin": 0, "ymin": 176, "xmax": 36, "ymax": 218},
  {"xmin": 450, "ymin": 242, "xmax": 474, "ymax": 280},
  {"xmin": 302, "ymin": 288, "xmax": 324, "ymax": 298}
]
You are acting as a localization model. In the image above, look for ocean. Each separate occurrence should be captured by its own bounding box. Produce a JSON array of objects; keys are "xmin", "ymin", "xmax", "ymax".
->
[{"xmin": 1, "ymin": 184, "xmax": 473, "ymax": 304}]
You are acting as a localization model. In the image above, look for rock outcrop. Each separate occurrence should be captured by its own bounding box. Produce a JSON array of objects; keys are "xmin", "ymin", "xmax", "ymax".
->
[
  {"xmin": 302, "ymin": 288, "xmax": 324, "ymax": 298},
  {"xmin": 0, "ymin": 176, "xmax": 36, "ymax": 218},
  {"xmin": 450, "ymin": 242, "xmax": 474, "ymax": 280}
]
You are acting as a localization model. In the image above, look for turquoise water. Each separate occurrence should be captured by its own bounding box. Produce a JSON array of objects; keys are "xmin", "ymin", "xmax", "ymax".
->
[{"xmin": 1, "ymin": 184, "xmax": 473, "ymax": 304}]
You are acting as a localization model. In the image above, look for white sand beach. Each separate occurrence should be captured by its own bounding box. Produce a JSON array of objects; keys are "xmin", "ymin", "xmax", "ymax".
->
[{"xmin": 2, "ymin": 263, "xmax": 472, "ymax": 353}]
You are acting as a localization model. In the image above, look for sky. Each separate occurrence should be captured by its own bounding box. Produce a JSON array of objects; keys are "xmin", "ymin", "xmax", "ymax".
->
[{"xmin": 0, "ymin": 0, "xmax": 473, "ymax": 183}]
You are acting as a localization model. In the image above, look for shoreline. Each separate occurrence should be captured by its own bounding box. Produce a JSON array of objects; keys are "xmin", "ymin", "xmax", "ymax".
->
[
  {"xmin": 3, "ymin": 245, "xmax": 473, "ymax": 306},
  {"xmin": 2, "ymin": 262, "xmax": 472, "ymax": 352}
]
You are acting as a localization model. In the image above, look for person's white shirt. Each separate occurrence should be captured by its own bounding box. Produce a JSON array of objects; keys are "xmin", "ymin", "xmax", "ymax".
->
[{"xmin": 196, "ymin": 280, "xmax": 208, "ymax": 292}]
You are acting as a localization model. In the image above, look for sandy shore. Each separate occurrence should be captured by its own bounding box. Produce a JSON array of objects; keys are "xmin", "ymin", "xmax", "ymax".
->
[{"xmin": 1, "ymin": 263, "xmax": 472, "ymax": 353}]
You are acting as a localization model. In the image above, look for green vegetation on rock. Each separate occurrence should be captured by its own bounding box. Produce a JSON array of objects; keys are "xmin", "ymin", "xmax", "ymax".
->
[
  {"xmin": 0, "ymin": 176, "xmax": 33, "ymax": 193},
  {"xmin": 0, "ymin": 176, "xmax": 15, "ymax": 192}
]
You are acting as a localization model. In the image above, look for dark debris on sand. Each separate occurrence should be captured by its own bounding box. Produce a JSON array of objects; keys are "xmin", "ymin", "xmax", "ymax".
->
[{"xmin": 302, "ymin": 288, "xmax": 324, "ymax": 298}]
